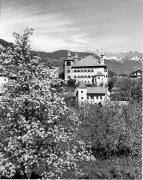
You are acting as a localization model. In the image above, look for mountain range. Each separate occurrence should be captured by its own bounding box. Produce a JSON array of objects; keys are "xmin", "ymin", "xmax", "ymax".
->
[{"xmin": 0, "ymin": 39, "xmax": 142, "ymax": 76}]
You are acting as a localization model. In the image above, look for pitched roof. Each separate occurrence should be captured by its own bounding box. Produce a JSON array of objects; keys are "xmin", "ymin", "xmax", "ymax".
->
[
  {"xmin": 72, "ymin": 55, "xmax": 102, "ymax": 67},
  {"xmin": 130, "ymin": 69, "xmax": 142, "ymax": 75},
  {"xmin": 87, "ymin": 87, "xmax": 107, "ymax": 94},
  {"xmin": 78, "ymin": 82, "xmax": 86, "ymax": 89}
]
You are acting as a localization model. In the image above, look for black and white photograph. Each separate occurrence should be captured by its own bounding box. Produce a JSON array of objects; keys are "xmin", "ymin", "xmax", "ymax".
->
[{"xmin": 0, "ymin": 0, "xmax": 142, "ymax": 179}]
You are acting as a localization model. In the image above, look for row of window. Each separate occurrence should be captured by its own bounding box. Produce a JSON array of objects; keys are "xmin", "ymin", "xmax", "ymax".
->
[
  {"xmin": 81, "ymin": 96, "xmax": 103, "ymax": 100},
  {"xmin": 74, "ymin": 69, "xmax": 94, "ymax": 72},
  {"xmin": 74, "ymin": 75, "xmax": 107, "ymax": 78},
  {"xmin": 67, "ymin": 70, "xmax": 108, "ymax": 74},
  {"xmin": 73, "ymin": 69, "xmax": 108, "ymax": 73},
  {"xmin": 88, "ymin": 96, "xmax": 103, "ymax": 99}
]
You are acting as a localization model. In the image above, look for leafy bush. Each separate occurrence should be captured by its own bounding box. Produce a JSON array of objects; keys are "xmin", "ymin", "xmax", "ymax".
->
[
  {"xmin": 78, "ymin": 102, "xmax": 142, "ymax": 158},
  {"xmin": 111, "ymin": 77, "xmax": 142, "ymax": 102},
  {"xmin": 0, "ymin": 28, "xmax": 94, "ymax": 179},
  {"xmin": 67, "ymin": 78, "xmax": 76, "ymax": 87}
]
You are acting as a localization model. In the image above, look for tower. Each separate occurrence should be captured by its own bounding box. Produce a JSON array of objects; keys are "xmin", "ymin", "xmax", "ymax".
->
[
  {"xmin": 64, "ymin": 50, "xmax": 74, "ymax": 81},
  {"xmin": 100, "ymin": 49, "xmax": 105, "ymax": 65},
  {"xmin": 74, "ymin": 53, "xmax": 79, "ymax": 63}
]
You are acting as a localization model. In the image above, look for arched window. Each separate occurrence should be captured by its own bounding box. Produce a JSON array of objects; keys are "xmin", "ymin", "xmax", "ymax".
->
[{"xmin": 67, "ymin": 61, "xmax": 71, "ymax": 66}]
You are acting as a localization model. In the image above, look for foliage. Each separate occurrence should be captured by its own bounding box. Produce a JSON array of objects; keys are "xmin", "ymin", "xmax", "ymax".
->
[
  {"xmin": 77, "ymin": 102, "xmax": 142, "ymax": 178},
  {"xmin": 67, "ymin": 78, "xmax": 76, "ymax": 88},
  {"xmin": 111, "ymin": 77, "xmax": 142, "ymax": 102},
  {"xmin": 108, "ymin": 77, "xmax": 117, "ymax": 91},
  {"xmin": 0, "ymin": 28, "xmax": 94, "ymax": 179},
  {"xmin": 78, "ymin": 102, "xmax": 142, "ymax": 157}
]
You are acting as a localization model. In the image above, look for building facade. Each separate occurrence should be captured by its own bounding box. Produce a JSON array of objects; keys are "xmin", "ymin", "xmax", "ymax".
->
[
  {"xmin": 74, "ymin": 85, "xmax": 110, "ymax": 105},
  {"xmin": 64, "ymin": 51, "xmax": 108, "ymax": 86}
]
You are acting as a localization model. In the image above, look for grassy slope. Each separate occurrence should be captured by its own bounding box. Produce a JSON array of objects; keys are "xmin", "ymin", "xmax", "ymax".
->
[{"xmin": 0, "ymin": 39, "xmax": 142, "ymax": 75}]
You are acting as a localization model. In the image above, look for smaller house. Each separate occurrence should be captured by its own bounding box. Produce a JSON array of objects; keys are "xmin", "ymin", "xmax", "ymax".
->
[
  {"xmin": 129, "ymin": 70, "xmax": 142, "ymax": 79},
  {"xmin": 74, "ymin": 84, "xmax": 110, "ymax": 105}
]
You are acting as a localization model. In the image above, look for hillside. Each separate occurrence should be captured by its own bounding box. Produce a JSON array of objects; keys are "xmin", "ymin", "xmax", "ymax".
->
[
  {"xmin": 33, "ymin": 50, "xmax": 142, "ymax": 75},
  {"xmin": 31, "ymin": 50, "xmax": 95, "ymax": 67},
  {"xmin": 0, "ymin": 39, "xmax": 142, "ymax": 75},
  {"xmin": 0, "ymin": 39, "xmax": 13, "ymax": 48}
]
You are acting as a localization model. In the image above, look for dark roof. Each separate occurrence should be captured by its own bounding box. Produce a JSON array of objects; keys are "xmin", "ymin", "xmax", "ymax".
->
[
  {"xmin": 73, "ymin": 86, "xmax": 108, "ymax": 96},
  {"xmin": 130, "ymin": 69, "xmax": 142, "ymax": 75},
  {"xmin": 72, "ymin": 55, "xmax": 103, "ymax": 67},
  {"xmin": 87, "ymin": 87, "xmax": 107, "ymax": 94}
]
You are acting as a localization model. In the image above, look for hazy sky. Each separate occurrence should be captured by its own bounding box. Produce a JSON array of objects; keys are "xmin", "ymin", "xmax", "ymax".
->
[{"xmin": 0, "ymin": 0, "xmax": 142, "ymax": 52}]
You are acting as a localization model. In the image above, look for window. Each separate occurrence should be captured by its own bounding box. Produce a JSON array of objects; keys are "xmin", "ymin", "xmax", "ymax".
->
[
  {"xmin": 96, "ymin": 96, "xmax": 98, "ymax": 99},
  {"xmin": 67, "ymin": 70, "xmax": 70, "ymax": 73},
  {"xmin": 88, "ymin": 70, "xmax": 90, "ymax": 72},
  {"xmin": 91, "ymin": 96, "xmax": 94, "ymax": 99},
  {"xmin": 91, "ymin": 69, "xmax": 94, "ymax": 72},
  {"xmin": 100, "ymin": 96, "xmax": 102, "ymax": 99},
  {"xmin": 98, "ymin": 77, "xmax": 100, "ymax": 79},
  {"xmin": 81, "ymin": 97, "xmax": 83, "ymax": 99},
  {"xmin": 67, "ymin": 61, "xmax": 71, "ymax": 66},
  {"xmin": 81, "ymin": 91, "xmax": 83, "ymax": 93},
  {"xmin": 74, "ymin": 76, "xmax": 76, "ymax": 78}
]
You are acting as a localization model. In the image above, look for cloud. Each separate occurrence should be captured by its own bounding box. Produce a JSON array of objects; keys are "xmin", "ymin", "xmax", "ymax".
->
[
  {"xmin": 0, "ymin": 4, "xmax": 88, "ymax": 50},
  {"xmin": 0, "ymin": 0, "xmax": 142, "ymax": 52}
]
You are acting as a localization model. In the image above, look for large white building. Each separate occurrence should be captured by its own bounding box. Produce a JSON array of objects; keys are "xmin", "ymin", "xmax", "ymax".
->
[{"xmin": 64, "ymin": 51, "xmax": 108, "ymax": 86}]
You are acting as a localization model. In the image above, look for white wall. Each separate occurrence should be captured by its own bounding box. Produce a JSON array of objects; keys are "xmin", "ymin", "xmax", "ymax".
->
[
  {"xmin": 0, "ymin": 77, "xmax": 8, "ymax": 86},
  {"xmin": 70, "ymin": 67, "xmax": 108, "ymax": 85},
  {"xmin": 77, "ymin": 88, "xmax": 87, "ymax": 104},
  {"xmin": 87, "ymin": 94, "xmax": 106, "ymax": 104}
]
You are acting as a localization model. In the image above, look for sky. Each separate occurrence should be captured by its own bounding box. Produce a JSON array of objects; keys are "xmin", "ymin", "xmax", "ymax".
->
[{"xmin": 0, "ymin": 0, "xmax": 142, "ymax": 52}]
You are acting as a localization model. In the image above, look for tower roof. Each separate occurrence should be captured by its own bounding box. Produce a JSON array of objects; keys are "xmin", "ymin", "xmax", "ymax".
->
[
  {"xmin": 65, "ymin": 50, "xmax": 75, "ymax": 61},
  {"xmin": 75, "ymin": 53, "xmax": 78, "ymax": 59},
  {"xmin": 68, "ymin": 50, "xmax": 71, "ymax": 57}
]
